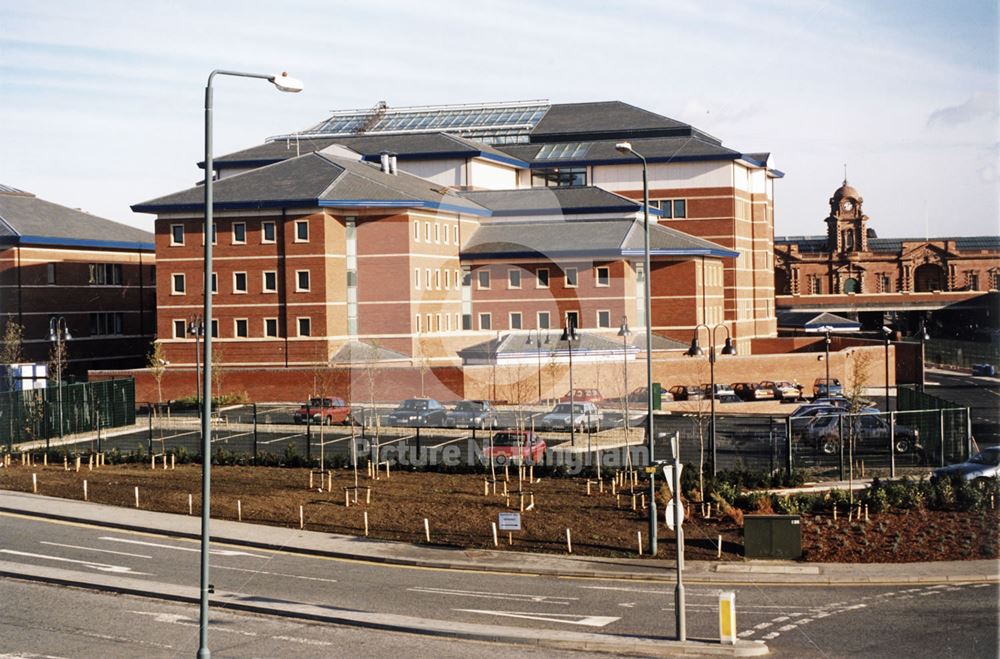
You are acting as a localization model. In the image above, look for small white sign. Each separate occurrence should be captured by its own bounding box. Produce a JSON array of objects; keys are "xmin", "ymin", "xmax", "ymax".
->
[
  {"xmin": 498, "ymin": 512, "xmax": 522, "ymax": 532},
  {"xmin": 662, "ymin": 463, "xmax": 683, "ymax": 489},
  {"xmin": 665, "ymin": 500, "xmax": 686, "ymax": 531}
]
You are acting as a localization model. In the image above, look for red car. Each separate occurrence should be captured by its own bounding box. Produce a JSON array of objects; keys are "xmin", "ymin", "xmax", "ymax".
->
[
  {"xmin": 293, "ymin": 397, "xmax": 351, "ymax": 425},
  {"xmin": 558, "ymin": 388, "xmax": 604, "ymax": 403},
  {"xmin": 483, "ymin": 431, "xmax": 547, "ymax": 465}
]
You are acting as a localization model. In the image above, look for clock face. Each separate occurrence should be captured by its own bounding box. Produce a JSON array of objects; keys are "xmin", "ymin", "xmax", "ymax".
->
[{"xmin": 842, "ymin": 200, "xmax": 854, "ymax": 211}]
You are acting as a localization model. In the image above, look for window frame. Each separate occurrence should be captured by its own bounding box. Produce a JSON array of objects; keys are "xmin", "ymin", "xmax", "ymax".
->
[
  {"xmin": 597, "ymin": 310, "xmax": 611, "ymax": 328},
  {"xmin": 595, "ymin": 266, "xmax": 610, "ymax": 287},
  {"xmin": 234, "ymin": 318, "xmax": 249, "ymax": 338},
  {"xmin": 294, "ymin": 220, "xmax": 309, "ymax": 243},
  {"xmin": 537, "ymin": 311, "xmax": 550, "ymax": 330},
  {"xmin": 232, "ymin": 222, "xmax": 247, "ymax": 245},
  {"xmin": 479, "ymin": 312, "xmax": 492, "ymax": 330},
  {"xmin": 261, "ymin": 220, "xmax": 276, "ymax": 244},
  {"xmin": 263, "ymin": 317, "xmax": 278, "ymax": 338},
  {"xmin": 477, "ymin": 270, "xmax": 491, "ymax": 290},
  {"xmin": 171, "ymin": 273, "xmax": 185, "ymax": 295},
  {"xmin": 296, "ymin": 316, "xmax": 312, "ymax": 337},
  {"xmin": 509, "ymin": 312, "xmax": 523, "ymax": 330},
  {"xmin": 295, "ymin": 269, "xmax": 311, "ymax": 293},
  {"xmin": 173, "ymin": 319, "xmax": 186, "ymax": 339},
  {"xmin": 564, "ymin": 267, "xmax": 578, "ymax": 288},
  {"xmin": 507, "ymin": 269, "xmax": 521, "ymax": 289},
  {"xmin": 262, "ymin": 270, "xmax": 277, "ymax": 293},
  {"xmin": 232, "ymin": 271, "xmax": 248, "ymax": 294},
  {"xmin": 536, "ymin": 268, "xmax": 549, "ymax": 288},
  {"xmin": 170, "ymin": 224, "xmax": 184, "ymax": 246}
]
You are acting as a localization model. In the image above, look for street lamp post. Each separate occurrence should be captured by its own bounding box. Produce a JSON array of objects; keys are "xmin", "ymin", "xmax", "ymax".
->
[
  {"xmin": 560, "ymin": 320, "xmax": 579, "ymax": 446},
  {"xmin": 618, "ymin": 317, "xmax": 632, "ymax": 440},
  {"xmin": 614, "ymin": 141, "xmax": 657, "ymax": 557},
  {"xmin": 820, "ymin": 325, "xmax": 833, "ymax": 396},
  {"xmin": 881, "ymin": 326, "xmax": 892, "ymax": 412},
  {"xmin": 48, "ymin": 317, "xmax": 72, "ymax": 439},
  {"xmin": 686, "ymin": 323, "xmax": 736, "ymax": 477},
  {"xmin": 188, "ymin": 316, "xmax": 204, "ymax": 414},
  {"xmin": 917, "ymin": 322, "xmax": 930, "ymax": 392},
  {"xmin": 199, "ymin": 69, "xmax": 302, "ymax": 659}
]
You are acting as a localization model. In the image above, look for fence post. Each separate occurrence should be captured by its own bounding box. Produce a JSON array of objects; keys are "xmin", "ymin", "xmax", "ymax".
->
[
  {"xmin": 838, "ymin": 414, "xmax": 845, "ymax": 481},
  {"xmin": 966, "ymin": 407, "xmax": 972, "ymax": 459},
  {"xmin": 415, "ymin": 427, "xmax": 421, "ymax": 459},
  {"xmin": 252, "ymin": 402, "xmax": 258, "ymax": 465},
  {"xmin": 306, "ymin": 403, "xmax": 312, "ymax": 463},
  {"xmin": 939, "ymin": 409, "xmax": 946, "ymax": 468},
  {"xmin": 768, "ymin": 417, "xmax": 775, "ymax": 474},
  {"xmin": 889, "ymin": 411, "xmax": 896, "ymax": 479},
  {"xmin": 785, "ymin": 416, "xmax": 793, "ymax": 476},
  {"xmin": 147, "ymin": 405, "xmax": 153, "ymax": 456}
]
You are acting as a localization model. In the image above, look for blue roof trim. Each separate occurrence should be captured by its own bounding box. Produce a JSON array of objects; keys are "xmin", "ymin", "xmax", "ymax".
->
[
  {"xmin": 206, "ymin": 159, "xmax": 282, "ymax": 170},
  {"xmin": 460, "ymin": 249, "xmax": 625, "ymax": 261},
  {"xmin": 18, "ymin": 234, "xmax": 154, "ymax": 251},
  {"xmin": 769, "ymin": 169, "xmax": 785, "ymax": 178},
  {"xmin": 132, "ymin": 199, "xmax": 321, "ymax": 213},
  {"xmin": 621, "ymin": 247, "xmax": 738, "ymax": 259},
  {"xmin": 318, "ymin": 199, "xmax": 491, "ymax": 216},
  {"xmin": 488, "ymin": 204, "xmax": 658, "ymax": 217},
  {"xmin": 475, "ymin": 152, "xmax": 531, "ymax": 168},
  {"xmin": 527, "ymin": 153, "xmax": 741, "ymax": 168}
]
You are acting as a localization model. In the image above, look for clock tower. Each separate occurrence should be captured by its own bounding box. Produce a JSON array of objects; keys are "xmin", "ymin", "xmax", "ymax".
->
[{"xmin": 825, "ymin": 179, "xmax": 869, "ymax": 253}]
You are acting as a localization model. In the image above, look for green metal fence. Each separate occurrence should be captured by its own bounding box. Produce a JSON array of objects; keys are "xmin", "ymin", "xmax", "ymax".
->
[{"xmin": 1, "ymin": 379, "xmax": 136, "ymax": 449}]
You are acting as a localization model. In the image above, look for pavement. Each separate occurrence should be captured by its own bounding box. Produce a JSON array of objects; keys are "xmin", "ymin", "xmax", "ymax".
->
[{"xmin": 0, "ymin": 489, "xmax": 996, "ymax": 657}]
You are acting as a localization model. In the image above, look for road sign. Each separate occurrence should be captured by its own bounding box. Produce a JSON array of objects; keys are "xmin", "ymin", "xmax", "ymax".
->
[
  {"xmin": 662, "ymin": 463, "xmax": 683, "ymax": 490},
  {"xmin": 498, "ymin": 512, "xmax": 522, "ymax": 532},
  {"xmin": 665, "ymin": 500, "xmax": 686, "ymax": 531}
]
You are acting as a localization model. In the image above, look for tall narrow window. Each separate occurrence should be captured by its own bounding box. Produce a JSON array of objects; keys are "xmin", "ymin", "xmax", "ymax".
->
[
  {"xmin": 234, "ymin": 318, "xmax": 249, "ymax": 338},
  {"xmin": 564, "ymin": 267, "xmax": 578, "ymax": 288},
  {"xmin": 233, "ymin": 272, "xmax": 248, "ymax": 294},
  {"xmin": 295, "ymin": 220, "xmax": 309, "ymax": 242},
  {"xmin": 262, "ymin": 221, "xmax": 276, "ymax": 243},
  {"xmin": 170, "ymin": 224, "xmax": 184, "ymax": 245},
  {"xmin": 595, "ymin": 266, "xmax": 610, "ymax": 287},
  {"xmin": 232, "ymin": 222, "xmax": 246, "ymax": 244},
  {"xmin": 171, "ymin": 273, "xmax": 185, "ymax": 294},
  {"xmin": 264, "ymin": 318, "xmax": 278, "ymax": 337},
  {"xmin": 263, "ymin": 271, "xmax": 277, "ymax": 293}
]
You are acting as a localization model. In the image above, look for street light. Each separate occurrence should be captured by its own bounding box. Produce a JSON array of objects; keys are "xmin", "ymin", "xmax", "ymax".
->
[
  {"xmin": 188, "ymin": 316, "xmax": 204, "ymax": 414},
  {"xmin": 686, "ymin": 323, "xmax": 736, "ymax": 477},
  {"xmin": 617, "ymin": 317, "xmax": 632, "ymax": 440},
  {"xmin": 614, "ymin": 141, "xmax": 657, "ymax": 558},
  {"xmin": 560, "ymin": 319, "xmax": 579, "ymax": 446},
  {"xmin": 48, "ymin": 316, "xmax": 72, "ymax": 439},
  {"xmin": 916, "ymin": 322, "xmax": 930, "ymax": 392},
  {"xmin": 819, "ymin": 325, "xmax": 833, "ymax": 396},
  {"xmin": 199, "ymin": 68, "xmax": 302, "ymax": 659},
  {"xmin": 526, "ymin": 330, "xmax": 549, "ymax": 403},
  {"xmin": 881, "ymin": 326, "xmax": 893, "ymax": 412}
]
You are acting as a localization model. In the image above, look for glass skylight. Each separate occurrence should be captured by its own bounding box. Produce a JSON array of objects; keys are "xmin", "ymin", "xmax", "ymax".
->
[{"xmin": 535, "ymin": 142, "xmax": 593, "ymax": 160}]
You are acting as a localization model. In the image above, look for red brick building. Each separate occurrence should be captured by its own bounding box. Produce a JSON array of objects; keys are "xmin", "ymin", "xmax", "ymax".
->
[{"xmin": 0, "ymin": 185, "xmax": 155, "ymax": 375}]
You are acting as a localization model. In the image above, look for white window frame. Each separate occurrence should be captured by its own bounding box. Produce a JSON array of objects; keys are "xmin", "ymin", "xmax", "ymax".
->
[
  {"xmin": 414, "ymin": 221, "xmax": 420, "ymax": 242},
  {"xmin": 435, "ymin": 313, "xmax": 442, "ymax": 331},
  {"xmin": 435, "ymin": 269, "xmax": 441, "ymax": 290},
  {"xmin": 234, "ymin": 318, "xmax": 249, "ymax": 338},
  {"xmin": 479, "ymin": 312, "xmax": 492, "ymax": 330},
  {"xmin": 262, "ymin": 270, "xmax": 277, "ymax": 293},
  {"xmin": 415, "ymin": 315, "xmax": 422, "ymax": 333},
  {"xmin": 172, "ymin": 319, "xmax": 186, "ymax": 338},
  {"xmin": 425, "ymin": 268, "xmax": 431, "ymax": 289},
  {"xmin": 453, "ymin": 225, "xmax": 459, "ymax": 244},
  {"xmin": 294, "ymin": 220, "xmax": 309, "ymax": 243},
  {"xmin": 595, "ymin": 266, "xmax": 610, "ymax": 287},
  {"xmin": 444, "ymin": 269, "xmax": 450, "ymax": 290},
  {"xmin": 261, "ymin": 220, "xmax": 276, "ymax": 244},
  {"xmin": 566, "ymin": 310, "xmax": 580, "ymax": 329},
  {"xmin": 536, "ymin": 268, "xmax": 549, "ymax": 288},
  {"xmin": 169, "ymin": 224, "xmax": 184, "ymax": 246},
  {"xmin": 564, "ymin": 267, "xmax": 578, "ymax": 288},
  {"xmin": 424, "ymin": 222, "xmax": 431, "ymax": 242},
  {"xmin": 537, "ymin": 311, "xmax": 550, "ymax": 329},
  {"xmin": 443, "ymin": 225, "xmax": 450, "ymax": 245},
  {"xmin": 232, "ymin": 271, "xmax": 248, "ymax": 294},
  {"xmin": 263, "ymin": 317, "xmax": 278, "ymax": 338},
  {"xmin": 477, "ymin": 270, "xmax": 490, "ymax": 290},
  {"xmin": 211, "ymin": 272, "xmax": 218, "ymax": 295},
  {"xmin": 434, "ymin": 223, "xmax": 440, "ymax": 244},
  {"xmin": 509, "ymin": 312, "xmax": 522, "ymax": 330},
  {"xmin": 414, "ymin": 267, "xmax": 421, "ymax": 290},
  {"xmin": 295, "ymin": 269, "xmax": 311, "ymax": 292},
  {"xmin": 508, "ymin": 269, "xmax": 521, "ymax": 289},
  {"xmin": 232, "ymin": 222, "xmax": 247, "ymax": 245},
  {"xmin": 296, "ymin": 316, "xmax": 311, "ymax": 337},
  {"xmin": 171, "ymin": 273, "xmax": 185, "ymax": 295},
  {"xmin": 596, "ymin": 309, "xmax": 611, "ymax": 328}
]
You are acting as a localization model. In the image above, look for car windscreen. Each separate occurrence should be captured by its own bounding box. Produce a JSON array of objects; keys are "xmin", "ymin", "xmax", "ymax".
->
[
  {"xmin": 492, "ymin": 434, "xmax": 525, "ymax": 447},
  {"xmin": 971, "ymin": 451, "xmax": 1000, "ymax": 466},
  {"xmin": 400, "ymin": 400, "xmax": 428, "ymax": 410},
  {"xmin": 551, "ymin": 404, "xmax": 586, "ymax": 414},
  {"xmin": 453, "ymin": 402, "xmax": 480, "ymax": 412}
]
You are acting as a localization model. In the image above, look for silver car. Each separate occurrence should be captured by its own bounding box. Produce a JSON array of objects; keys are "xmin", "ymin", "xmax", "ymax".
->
[
  {"xmin": 542, "ymin": 402, "xmax": 602, "ymax": 432},
  {"xmin": 932, "ymin": 447, "xmax": 1000, "ymax": 482}
]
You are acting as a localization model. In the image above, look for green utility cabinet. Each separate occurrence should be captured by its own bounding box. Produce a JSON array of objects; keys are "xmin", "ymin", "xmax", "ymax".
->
[
  {"xmin": 651, "ymin": 382, "xmax": 663, "ymax": 410},
  {"xmin": 743, "ymin": 514, "xmax": 802, "ymax": 559}
]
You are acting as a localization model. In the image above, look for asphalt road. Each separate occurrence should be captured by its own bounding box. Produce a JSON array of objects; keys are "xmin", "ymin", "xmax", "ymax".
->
[
  {"xmin": 925, "ymin": 369, "xmax": 1000, "ymax": 445},
  {"xmin": 0, "ymin": 512, "xmax": 995, "ymax": 657}
]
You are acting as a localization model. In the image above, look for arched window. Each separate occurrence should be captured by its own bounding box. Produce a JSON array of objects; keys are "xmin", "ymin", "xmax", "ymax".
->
[{"xmin": 843, "ymin": 277, "xmax": 859, "ymax": 294}]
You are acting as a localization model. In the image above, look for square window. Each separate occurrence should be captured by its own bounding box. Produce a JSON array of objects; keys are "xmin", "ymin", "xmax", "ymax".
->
[
  {"xmin": 479, "ymin": 313, "xmax": 492, "ymax": 330},
  {"xmin": 536, "ymin": 268, "xmax": 549, "ymax": 288},
  {"xmin": 297, "ymin": 317, "xmax": 311, "ymax": 337},
  {"xmin": 233, "ymin": 272, "xmax": 247, "ymax": 293},
  {"xmin": 296, "ymin": 270, "xmax": 310, "ymax": 292},
  {"xmin": 234, "ymin": 318, "xmax": 248, "ymax": 338},
  {"xmin": 462, "ymin": 314, "xmax": 472, "ymax": 330},
  {"xmin": 232, "ymin": 222, "xmax": 246, "ymax": 244},
  {"xmin": 661, "ymin": 202, "xmax": 673, "ymax": 219},
  {"xmin": 673, "ymin": 199, "xmax": 686, "ymax": 218},
  {"xmin": 538, "ymin": 311, "xmax": 550, "ymax": 329},
  {"xmin": 295, "ymin": 220, "xmax": 309, "ymax": 242},
  {"xmin": 263, "ymin": 271, "xmax": 277, "ymax": 292},
  {"xmin": 509, "ymin": 312, "xmax": 522, "ymax": 330},
  {"xmin": 508, "ymin": 270, "xmax": 521, "ymax": 289},
  {"xmin": 262, "ymin": 221, "xmax": 276, "ymax": 243},
  {"xmin": 597, "ymin": 310, "xmax": 611, "ymax": 328},
  {"xmin": 173, "ymin": 319, "xmax": 186, "ymax": 338},
  {"xmin": 565, "ymin": 267, "xmax": 578, "ymax": 288},
  {"xmin": 596, "ymin": 266, "xmax": 610, "ymax": 287},
  {"xmin": 210, "ymin": 319, "xmax": 219, "ymax": 338},
  {"xmin": 477, "ymin": 270, "xmax": 490, "ymax": 289},
  {"xmin": 170, "ymin": 224, "xmax": 184, "ymax": 245},
  {"xmin": 171, "ymin": 273, "xmax": 185, "ymax": 294},
  {"xmin": 264, "ymin": 318, "xmax": 278, "ymax": 337}
]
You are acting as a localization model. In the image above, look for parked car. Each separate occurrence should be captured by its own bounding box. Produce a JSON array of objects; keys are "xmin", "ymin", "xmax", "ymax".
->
[
  {"xmin": 732, "ymin": 382, "xmax": 775, "ymax": 402},
  {"xmin": 483, "ymin": 430, "xmax": 547, "ymax": 465},
  {"xmin": 293, "ymin": 397, "xmax": 351, "ymax": 425},
  {"xmin": 803, "ymin": 410, "xmax": 919, "ymax": 455},
  {"xmin": 558, "ymin": 388, "xmax": 604, "ymax": 403},
  {"xmin": 603, "ymin": 386, "xmax": 674, "ymax": 406},
  {"xmin": 971, "ymin": 363, "xmax": 997, "ymax": 377},
  {"xmin": 789, "ymin": 403, "xmax": 839, "ymax": 419},
  {"xmin": 813, "ymin": 395, "xmax": 877, "ymax": 410},
  {"xmin": 701, "ymin": 383, "xmax": 740, "ymax": 404},
  {"xmin": 542, "ymin": 402, "xmax": 602, "ymax": 431},
  {"xmin": 813, "ymin": 378, "xmax": 843, "ymax": 398},
  {"xmin": 446, "ymin": 400, "xmax": 497, "ymax": 428},
  {"xmin": 760, "ymin": 380, "xmax": 804, "ymax": 402},
  {"xmin": 669, "ymin": 384, "xmax": 705, "ymax": 401},
  {"xmin": 387, "ymin": 398, "xmax": 447, "ymax": 427},
  {"xmin": 932, "ymin": 446, "xmax": 1000, "ymax": 482}
]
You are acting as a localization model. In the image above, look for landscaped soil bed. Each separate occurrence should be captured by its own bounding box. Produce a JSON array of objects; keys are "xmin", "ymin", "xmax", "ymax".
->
[{"xmin": 1, "ymin": 464, "xmax": 996, "ymax": 562}]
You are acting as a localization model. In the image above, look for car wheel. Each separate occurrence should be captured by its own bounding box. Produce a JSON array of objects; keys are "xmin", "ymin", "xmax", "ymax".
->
[
  {"xmin": 821, "ymin": 437, "xmax": 839, "ymax": 455},
  {"xmin": 894, "ymin": 437, "xmax": 911, "ymax": 453},
  {"xmin": 493, "ymin": 454, "xmax": 508, "ymax": 467}
]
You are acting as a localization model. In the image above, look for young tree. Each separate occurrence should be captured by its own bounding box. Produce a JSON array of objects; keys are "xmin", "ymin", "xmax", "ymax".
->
[
  {"xmin": 211, "ymin": 345, "xmax": 225, "ymax": 404},
  {"xmin": 844, "ymin": 349, "xmax": 877, "ymax": 504},
  {"xmin": 47, "ymin": 338, "xmax": 69, "ymax": 386},
  {"xmin": 147, "ymin": 340, "xmax": 169, "ymax": 407},
  {"xmin": 0, "ymin": 321, "xmax": 24, "ymax": 365}
]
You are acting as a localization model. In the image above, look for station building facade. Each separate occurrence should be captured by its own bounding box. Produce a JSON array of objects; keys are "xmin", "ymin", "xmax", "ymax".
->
[{"xmin": 135, "ymin": 100, "xmax": 781, "ymax": 370}]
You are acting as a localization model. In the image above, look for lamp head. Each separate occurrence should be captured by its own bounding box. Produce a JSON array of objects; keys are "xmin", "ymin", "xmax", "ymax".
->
[
  {"xmin": 686, "ymin": 337, "xmax": 704, "ymax": 357},
  {"xmin": 64, "ymin": 328, "xmax": 72, "ymax": 341},
  {"xmin": 617, "ymin": 318, "xmax": 632, "ymax": 337},
  {"xmin": 270, "ymin": 72, "xmax": 304, "ymax": 93},
  {"xmin": 615, "ymin": 141, "xmax": 633, "ymax": 155},
  {"xmin": 560, "ymin": 325, "xmax": 578, "ymax": 342},
  {"xmin": 721, "ymin": 337, "xmax": 736, "ymax": 355}
]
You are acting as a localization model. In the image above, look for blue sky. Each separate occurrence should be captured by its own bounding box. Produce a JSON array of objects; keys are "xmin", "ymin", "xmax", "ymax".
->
[{"xmin": 1, "ymin": 0, "xmax": 996, "ymax": 237}]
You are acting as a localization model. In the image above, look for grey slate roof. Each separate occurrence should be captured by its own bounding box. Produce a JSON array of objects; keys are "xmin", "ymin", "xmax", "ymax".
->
[
  {"xmin": 461, "ymin": 216, "xmax": 737, "ymax": 260},
  {"xmin": 777, "ymin": 311, "xmax": 861, "ymax": 331},
  {"xmin": 531, "ymin": 101, "xmax": 700, "ymax": 140},
  {"xmin": 498, "ymin": 134, "xmax": 740, "ymax": 166},
  {"xmin": 459, "ymin": 187, "xmax": 644, "ymax": 216},
  {"xmin": 212, "ymin": 132, "xmax": 523, "ymax": 168},
  {"xmin": 133, "ymin": 152, "xmax": 488, "ymax": 215},
  {"xmin": 330, "ymin": 341, "xmax": 410, "ymax": 364},
  {"xmin": 458, "ymin": 329, "xmax": 685, "ymax": 363},
  {"xmin": 0, "ymin": 187, "xmax": 153, "ymax": 250}
]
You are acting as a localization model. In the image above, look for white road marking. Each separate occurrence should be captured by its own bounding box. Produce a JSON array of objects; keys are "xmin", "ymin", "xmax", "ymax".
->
[
  {"xmin": 455, "ymin": 609, "xmax": 619, "ymax": 628},
  {"xmin": 209, "ymin": 564, "xmax": 337, "ymax": 583},
  {"xmin": 411, "ymin": 586, "xmax": 576, "ymax": 604},
  {"xmin": 129, "ymin": 611, "xmax": 257, "ymax": 636},
  {"xmin": 39, "ymin": 541, "xmax": 152, "ymax": 559},
  {"xmin": 100, "ymin": 537, "xmax": 267, "ymax": 558},
  {"xmin": 580, "ymin": 585, "xmax": 722, "ymax": 597},
  {"xmin": 271, "ymin": 635, "xmax": 333, "ymax": 647},
  {"xmin": 0, "ymin": 549, "xmax": 149, "ymax": 575},
  {"xmin": 0, "ymin": 654, "xmax": 69, "ymax": 658},
  {"xmin": 778, "ymin": 624, "xmax": 797, "ymax": 632},
  {"xmin": 618, "ymin": 602, "xmax": 636, "ymax": 608}
]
